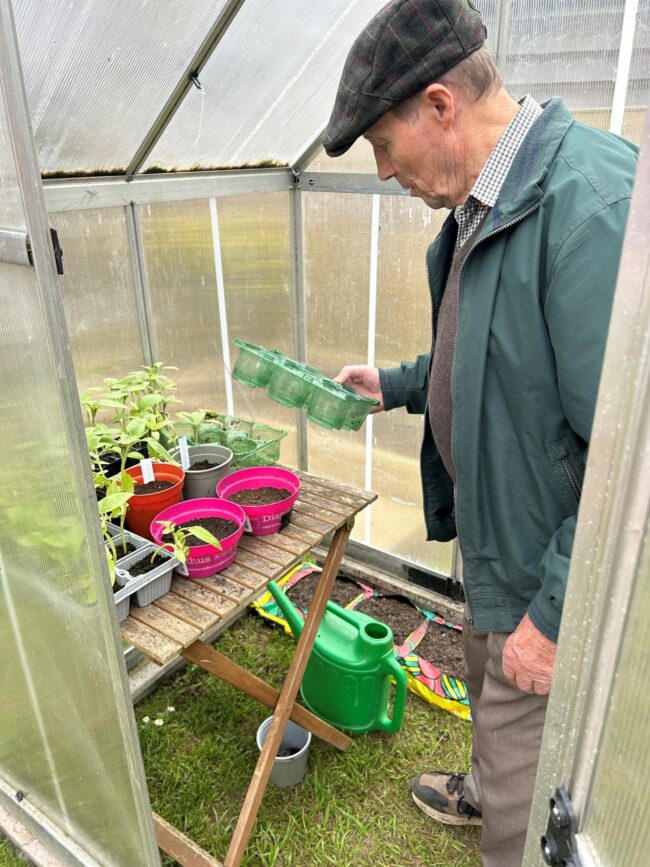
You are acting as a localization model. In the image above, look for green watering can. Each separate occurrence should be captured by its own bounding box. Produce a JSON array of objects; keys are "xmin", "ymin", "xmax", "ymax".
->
[{"xmin": 268, "ymin": 581, "xmax": 407, "ymax": 734}]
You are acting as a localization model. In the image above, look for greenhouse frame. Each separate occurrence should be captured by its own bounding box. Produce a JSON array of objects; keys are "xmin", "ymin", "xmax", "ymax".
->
[{"xmin": 0, "ymin": 0, "xmax": 649, "ymax": 865}]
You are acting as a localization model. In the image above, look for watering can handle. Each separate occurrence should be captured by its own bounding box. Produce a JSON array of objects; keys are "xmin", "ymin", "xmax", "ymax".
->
[{"xmin": 377, "ymin": 655, "xmax": 407, "ymax": 733}]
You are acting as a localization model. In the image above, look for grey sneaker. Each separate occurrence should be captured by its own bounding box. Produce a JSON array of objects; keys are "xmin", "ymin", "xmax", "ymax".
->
[{"xmin": 411, "ymin": 772, "xmax": 482, "ymax": 826}]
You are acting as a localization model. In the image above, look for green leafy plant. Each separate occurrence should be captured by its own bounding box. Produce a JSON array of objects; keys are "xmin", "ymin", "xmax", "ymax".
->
[
  {"xmin": 175, "ymin": 410, "xmax": 209, "ymax": 446},
  {"xmin": 151, "ymin": 519, "xmax": 222, "ymax": 566},
  {"xmin": 97, "ymin": 475, "xmax": 134, "ymax": 557}
]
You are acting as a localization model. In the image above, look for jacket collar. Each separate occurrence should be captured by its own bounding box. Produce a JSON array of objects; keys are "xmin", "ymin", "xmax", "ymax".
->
[{"xmin": 482, "ymin": 97, "xmax": 574, "ymax": 232}]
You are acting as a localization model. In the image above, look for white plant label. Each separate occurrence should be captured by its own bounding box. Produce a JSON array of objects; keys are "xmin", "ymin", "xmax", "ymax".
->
[
  {"xmin": 244, "ymin": 515, "xmax": 252, "ymax": 533},
  {"xmin": 140, "ymin": 458, "xmax": 155, "ymax": 484},
  {"xmin": 178, "ymin": 436, "xmax": 190, "ymax": 470}
]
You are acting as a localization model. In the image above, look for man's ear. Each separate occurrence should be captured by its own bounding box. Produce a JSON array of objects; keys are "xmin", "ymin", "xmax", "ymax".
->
[{"xmin": 420, "ymin": 83, "xmax": 455, "ymax": 129}]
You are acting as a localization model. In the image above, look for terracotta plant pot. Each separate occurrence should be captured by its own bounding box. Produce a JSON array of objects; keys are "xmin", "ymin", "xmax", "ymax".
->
[{"xmin": 124, "ymin": 462, "xmax": 185, "ymax": 541}]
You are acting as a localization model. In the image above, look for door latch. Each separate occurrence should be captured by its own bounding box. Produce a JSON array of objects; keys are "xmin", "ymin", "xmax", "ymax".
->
[{"xmin": 541, "ymin": 786, "xmax": 582, "ymax": 867}]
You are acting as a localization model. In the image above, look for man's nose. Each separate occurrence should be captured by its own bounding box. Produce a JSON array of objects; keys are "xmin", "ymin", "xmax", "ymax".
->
[{"xmin": 374, "ymin": 150, "xmax": 395, "ymax": 182}]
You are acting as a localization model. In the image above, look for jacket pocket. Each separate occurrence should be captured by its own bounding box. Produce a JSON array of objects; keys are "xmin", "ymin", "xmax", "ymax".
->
[{"xmin": 546, "ymin": 435, "xmax": 586, "ymax": 510}]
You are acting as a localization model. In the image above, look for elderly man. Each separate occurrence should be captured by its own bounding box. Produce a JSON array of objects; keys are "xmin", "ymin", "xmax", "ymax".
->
[{"xmin": 324, "ymin": 1, "xmax": 638, "ymax": 864}]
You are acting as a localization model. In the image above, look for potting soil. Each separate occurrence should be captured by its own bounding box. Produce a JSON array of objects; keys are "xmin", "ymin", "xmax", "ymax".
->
[
  {"xmin": 190, "ymin": 459, "xmax": 220, "ymax": 471},
  {"xmin": 134, "ymin": 480, "xmax": 175, "ymax": 495},
  {"xmin": 251, "ymin": 562, "xmax": 470, "ymax": 720},
  {"xmin": 229, "ymin": 486, "xmax": 291, "ymax": 506}
]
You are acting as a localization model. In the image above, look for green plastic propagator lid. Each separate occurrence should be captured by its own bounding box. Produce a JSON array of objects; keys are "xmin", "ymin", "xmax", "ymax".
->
[{"xmin": 231, "ymin": 339, "xmax": 378, "ymax": 430}]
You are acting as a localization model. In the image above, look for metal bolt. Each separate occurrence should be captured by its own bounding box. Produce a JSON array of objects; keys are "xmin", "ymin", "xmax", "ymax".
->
[{"xmin": 541, "ymin": 834, "xmax": 560, "ymax": 866}]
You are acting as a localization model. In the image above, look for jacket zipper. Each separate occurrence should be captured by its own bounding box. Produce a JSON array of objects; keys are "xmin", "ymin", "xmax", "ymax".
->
[
  {"xmin": 560, "ymin": 456, "xmax": 582, "ymax": 501},
  {"xmin": 449, "ymin": 202, "xmax": 541, "ymax": 626}
]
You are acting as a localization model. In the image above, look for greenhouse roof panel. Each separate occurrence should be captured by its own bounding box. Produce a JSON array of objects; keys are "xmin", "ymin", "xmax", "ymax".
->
[
  {"xmin": 13, "ymin": 0, "xmax": 229, "ymax": 174},
  {"xmin": 146, "ymin": 0, "xmax": 391, "ymax": 171}
]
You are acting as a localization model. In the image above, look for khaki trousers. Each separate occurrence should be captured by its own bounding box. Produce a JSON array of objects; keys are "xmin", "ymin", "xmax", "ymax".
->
[{"xmin": 461, "ymin": 615, "xmax": 548, "ymax": 867}]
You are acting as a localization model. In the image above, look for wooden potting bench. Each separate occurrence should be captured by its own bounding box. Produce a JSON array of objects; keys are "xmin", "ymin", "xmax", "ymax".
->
[{"xmin": 119, "ymin": 468, "xmax": 376, "ymax": 867}]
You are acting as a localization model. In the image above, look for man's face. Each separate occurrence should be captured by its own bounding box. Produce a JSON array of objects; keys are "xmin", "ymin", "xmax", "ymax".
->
[{"xmin": 364, "ymin": 97, "xmax": 467, "ymax": 210}]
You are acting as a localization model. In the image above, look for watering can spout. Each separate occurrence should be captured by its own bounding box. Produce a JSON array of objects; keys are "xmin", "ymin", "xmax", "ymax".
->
[{"xmin": 268, "ymin": 581, "xmax": 304, "ymax": 638}]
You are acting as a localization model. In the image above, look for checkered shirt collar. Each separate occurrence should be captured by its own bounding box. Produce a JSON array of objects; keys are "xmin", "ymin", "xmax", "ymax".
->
[{"xmin": 453, "ymin": 95, "xmax": 542, "ymax": 246}]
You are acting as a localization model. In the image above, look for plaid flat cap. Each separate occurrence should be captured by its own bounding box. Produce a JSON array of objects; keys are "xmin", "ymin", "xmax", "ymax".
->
[{"xmin": 323, "ymin": 0, "xmax": 487, "ymax": 156}]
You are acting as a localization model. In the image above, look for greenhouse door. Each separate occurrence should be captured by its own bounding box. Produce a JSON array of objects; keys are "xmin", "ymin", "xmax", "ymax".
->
[
  {"xmin": 522, "ymin": 116, "xmax": 650, "ymax": 866},
  {"xmin": 0, "ymin": 5, "xmax": 160, "ymax": 865}
]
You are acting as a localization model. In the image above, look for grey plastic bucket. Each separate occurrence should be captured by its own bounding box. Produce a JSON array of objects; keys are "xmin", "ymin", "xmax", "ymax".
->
[{"xmin": 256, "ymin": 717, "xmax": 311, "ymax": 788}]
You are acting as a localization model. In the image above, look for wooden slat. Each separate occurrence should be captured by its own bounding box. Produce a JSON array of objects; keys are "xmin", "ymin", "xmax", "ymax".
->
[
  {"xmin": 299, "ymin": 478, "xmax": 371, "ymax": 511},
  {"xmin": 291, "ymin": 467, "xmax": 376, "ymax": 505},
  {"xmin": 280, "ymin": 523, "xmax": 323, "ymax": 547},
  {"xmin": 293, "ymin": 498, "xmax": 343, "ymax": 527},
  {"xmin": 153, "ymin": 593, "xmax": 219, "ymax": 631},
  {"xmin": 153, "ymin": 813, "xmax": 223, "ymax": 867},
  {"xmin": 129, "ymin": 604, "xmax": 201, "ymax": 648},
  {"xmin": 170, "ymin": 579, "xmax": 239, "ymax": 617},
  {"xmin": 221, "ymin": 563, "xmax": 268, "ymax": 592},
  {"xmin": 234, "ymin": 548, "xmax": 282, "ymax": 579},
  {"xmin": 238, "ymin": 535, "xmax": 294, "ymax": 566},
  {"xmin": 297, "ymin": 490, "xmax": 352, "ymax": 517},
  {"xmin": 119, "ymin": 618, "xmax": 182, "ymax": 666},
  {"xmin": 182, "ymin": 641, "xmax": 351, "ymax": 752},
  {"xmin": 288, "ymin": 508, "xmax": 334, "ymax": 535},
  {"xmin": 253, "ymin": 528, "xmax": 308, "ymax": 557},
  {"xmin": 199, "ymin": 574, "xmax": 255, "ymax": 604}
]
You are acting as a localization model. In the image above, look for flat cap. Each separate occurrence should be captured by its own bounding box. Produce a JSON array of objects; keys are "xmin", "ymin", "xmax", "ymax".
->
[{"xmin": 323, "ymin": 0, "xmax": 487, "ymax": 157}]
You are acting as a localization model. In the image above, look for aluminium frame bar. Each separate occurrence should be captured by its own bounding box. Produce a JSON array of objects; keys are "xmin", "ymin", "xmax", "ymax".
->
[
  {"xmin": 125, "ymin": 203, "xmax": 155, "ymax": 367},
  {"xmin": 125, "ymin": 0, "xmax": 248, "ymax": 176},
  {"xmin": 289, "ymin": 184, "xmax": 309, "ymax": 470},
  {"xmin": 610, "ymin": 0, "xmax": 641, "ymax": 135},
  {"xmin": 43, "ymin": 167, "xmax": 294, "ymax": 213}
]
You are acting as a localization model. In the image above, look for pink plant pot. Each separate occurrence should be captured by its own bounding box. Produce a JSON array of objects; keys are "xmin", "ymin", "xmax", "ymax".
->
[
  {"xmin": 150, "ymin": 498, "xmax": 246, "ymax": 578},
  {"xmin": 216, "ymin": 467, "xmax": 300, "ymax": 536}
]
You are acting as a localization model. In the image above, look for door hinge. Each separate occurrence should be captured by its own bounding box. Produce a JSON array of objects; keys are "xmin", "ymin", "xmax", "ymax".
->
[{"xmin": 541, "ymin": 786, "xmax": 582, "ymax": 867}]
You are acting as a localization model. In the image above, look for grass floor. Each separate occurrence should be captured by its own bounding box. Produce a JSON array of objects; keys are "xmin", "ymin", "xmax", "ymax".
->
[
  {"xmin": 0, "ymin": 837, "xmax": 27, "ymax": 866},
  {"xmin": 139, "ymin": 612, "xmax": 480, "ymax": 867}
]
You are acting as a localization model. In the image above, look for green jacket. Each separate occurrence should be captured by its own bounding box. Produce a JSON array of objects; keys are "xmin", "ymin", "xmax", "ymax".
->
[{"xmin": 379, "ymin": 99, "xmax": 638, "ymax": 640}]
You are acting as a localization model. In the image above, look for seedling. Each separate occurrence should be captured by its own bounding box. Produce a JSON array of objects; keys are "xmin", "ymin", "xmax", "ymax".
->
[{"xmin": 151, "ymin": 519, "xmax": 222, "ymax": 566}]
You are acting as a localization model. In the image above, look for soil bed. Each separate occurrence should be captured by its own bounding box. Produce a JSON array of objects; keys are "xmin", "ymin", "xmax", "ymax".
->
[
  {"xmin": 189, "ymin": 459, "xmax": 222, "ymax": 471},
  {"xmin": 134, "ymin": 480, "xmax": 174, "ymax": 495},
  {"xmin": 229, "ymin": 486, "xmax": 291, "ymax": 506},
  {"xmin": 286, "ymin": 571, "xmax": 362, "ymax": 611},
  {"xmin": 123, "ymin": 556, "xmax": 157, "ymax": 578},
  {"xmin": 414, "ymin": 623, "xmax": 465, "ymax": 681},
  {"xmin": 177, "ymin": 516, "xmax": 239, "ymax": 546},
  {"xmin": 112, "ymin": 540, "xmax": 138, "ymax": 559},
  {"xmin": 357, "ymin": 595, "xmax": 424, "ymax": 646}
]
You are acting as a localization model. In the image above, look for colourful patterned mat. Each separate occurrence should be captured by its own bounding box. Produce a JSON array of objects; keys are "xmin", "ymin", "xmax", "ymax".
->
[{"xmin": 251, "ymin": 562, "xmax": 470, "ymax": 721}]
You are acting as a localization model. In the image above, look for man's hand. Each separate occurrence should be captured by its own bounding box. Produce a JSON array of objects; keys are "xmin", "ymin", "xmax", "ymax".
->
[
  {"xmin": 502, "ymin": 613, "xmax": 556, "ymax": 695},
  {"xmin": 334, "ymin": 365, "xmax": 384, "ymax": 411}
]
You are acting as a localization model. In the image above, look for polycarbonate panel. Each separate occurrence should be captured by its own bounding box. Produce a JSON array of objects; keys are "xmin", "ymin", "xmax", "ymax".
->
[
  {"xmin": 50, "ymin": 208, "xmax": 144, "ymax": 393},
  {"xmin": 218, "ymin": 193, "xmax": 298, "ymax": 467},
  {"xmin": 622, "ymin": 0, "xmax": 650, "ymax": 143},
  {"xmin": 581, "ymin": 528, "xmax": 650, "ymax": 863},
  {"xmin": 0, "ymin": 271, "xmax": 158, "ymax": 860},
  {"xmin": 374, "ymin": 195, "xmax": 452, "ymax": 574},
  {"xmin": 138, "ymin": 198, "xmax": 228, "ymax": 411},
  {"xmin": 138, "ymin": 194, "xmax": 298, "ymax": 463},
  {"xmin": 147, "ymin": 0, "xmax": 391, "ymax": 171},
  {"xmin": 303, "ymin": 191, "xmax": 371, "ymax": 511},
  {"xmin": 304, "ymin": 191, "xmax": 453, "ymax": 572},
  {"xmin": 502, "ymin": 0, "xmax": 624, "ymax": 123},
  {"xmin": 12, "ymin": 0, "xmax": 228, "ymax": 173},
  {"xmin": 0, "ymin": 94, "xmax": 25, "ymax": 228}
]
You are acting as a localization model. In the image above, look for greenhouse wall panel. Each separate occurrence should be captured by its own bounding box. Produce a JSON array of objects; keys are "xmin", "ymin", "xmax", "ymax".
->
[
  {"xmin": 219, "ymin": 192, "xmax": 298, "ymax": 465},
  {"xmin": 51, "ymin": 208, "xmax": 145, "ymax": 394},
  {"xmin": 147, "ymin": 0, "xmax": 393, "ymax": 170},
  {"xmin": 13, "ymin": 0, "xmax": 229, "ymax": 173},
  {"xmin": 0, "ymin": 205, "xmax": 158, "ymax": 865}
]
